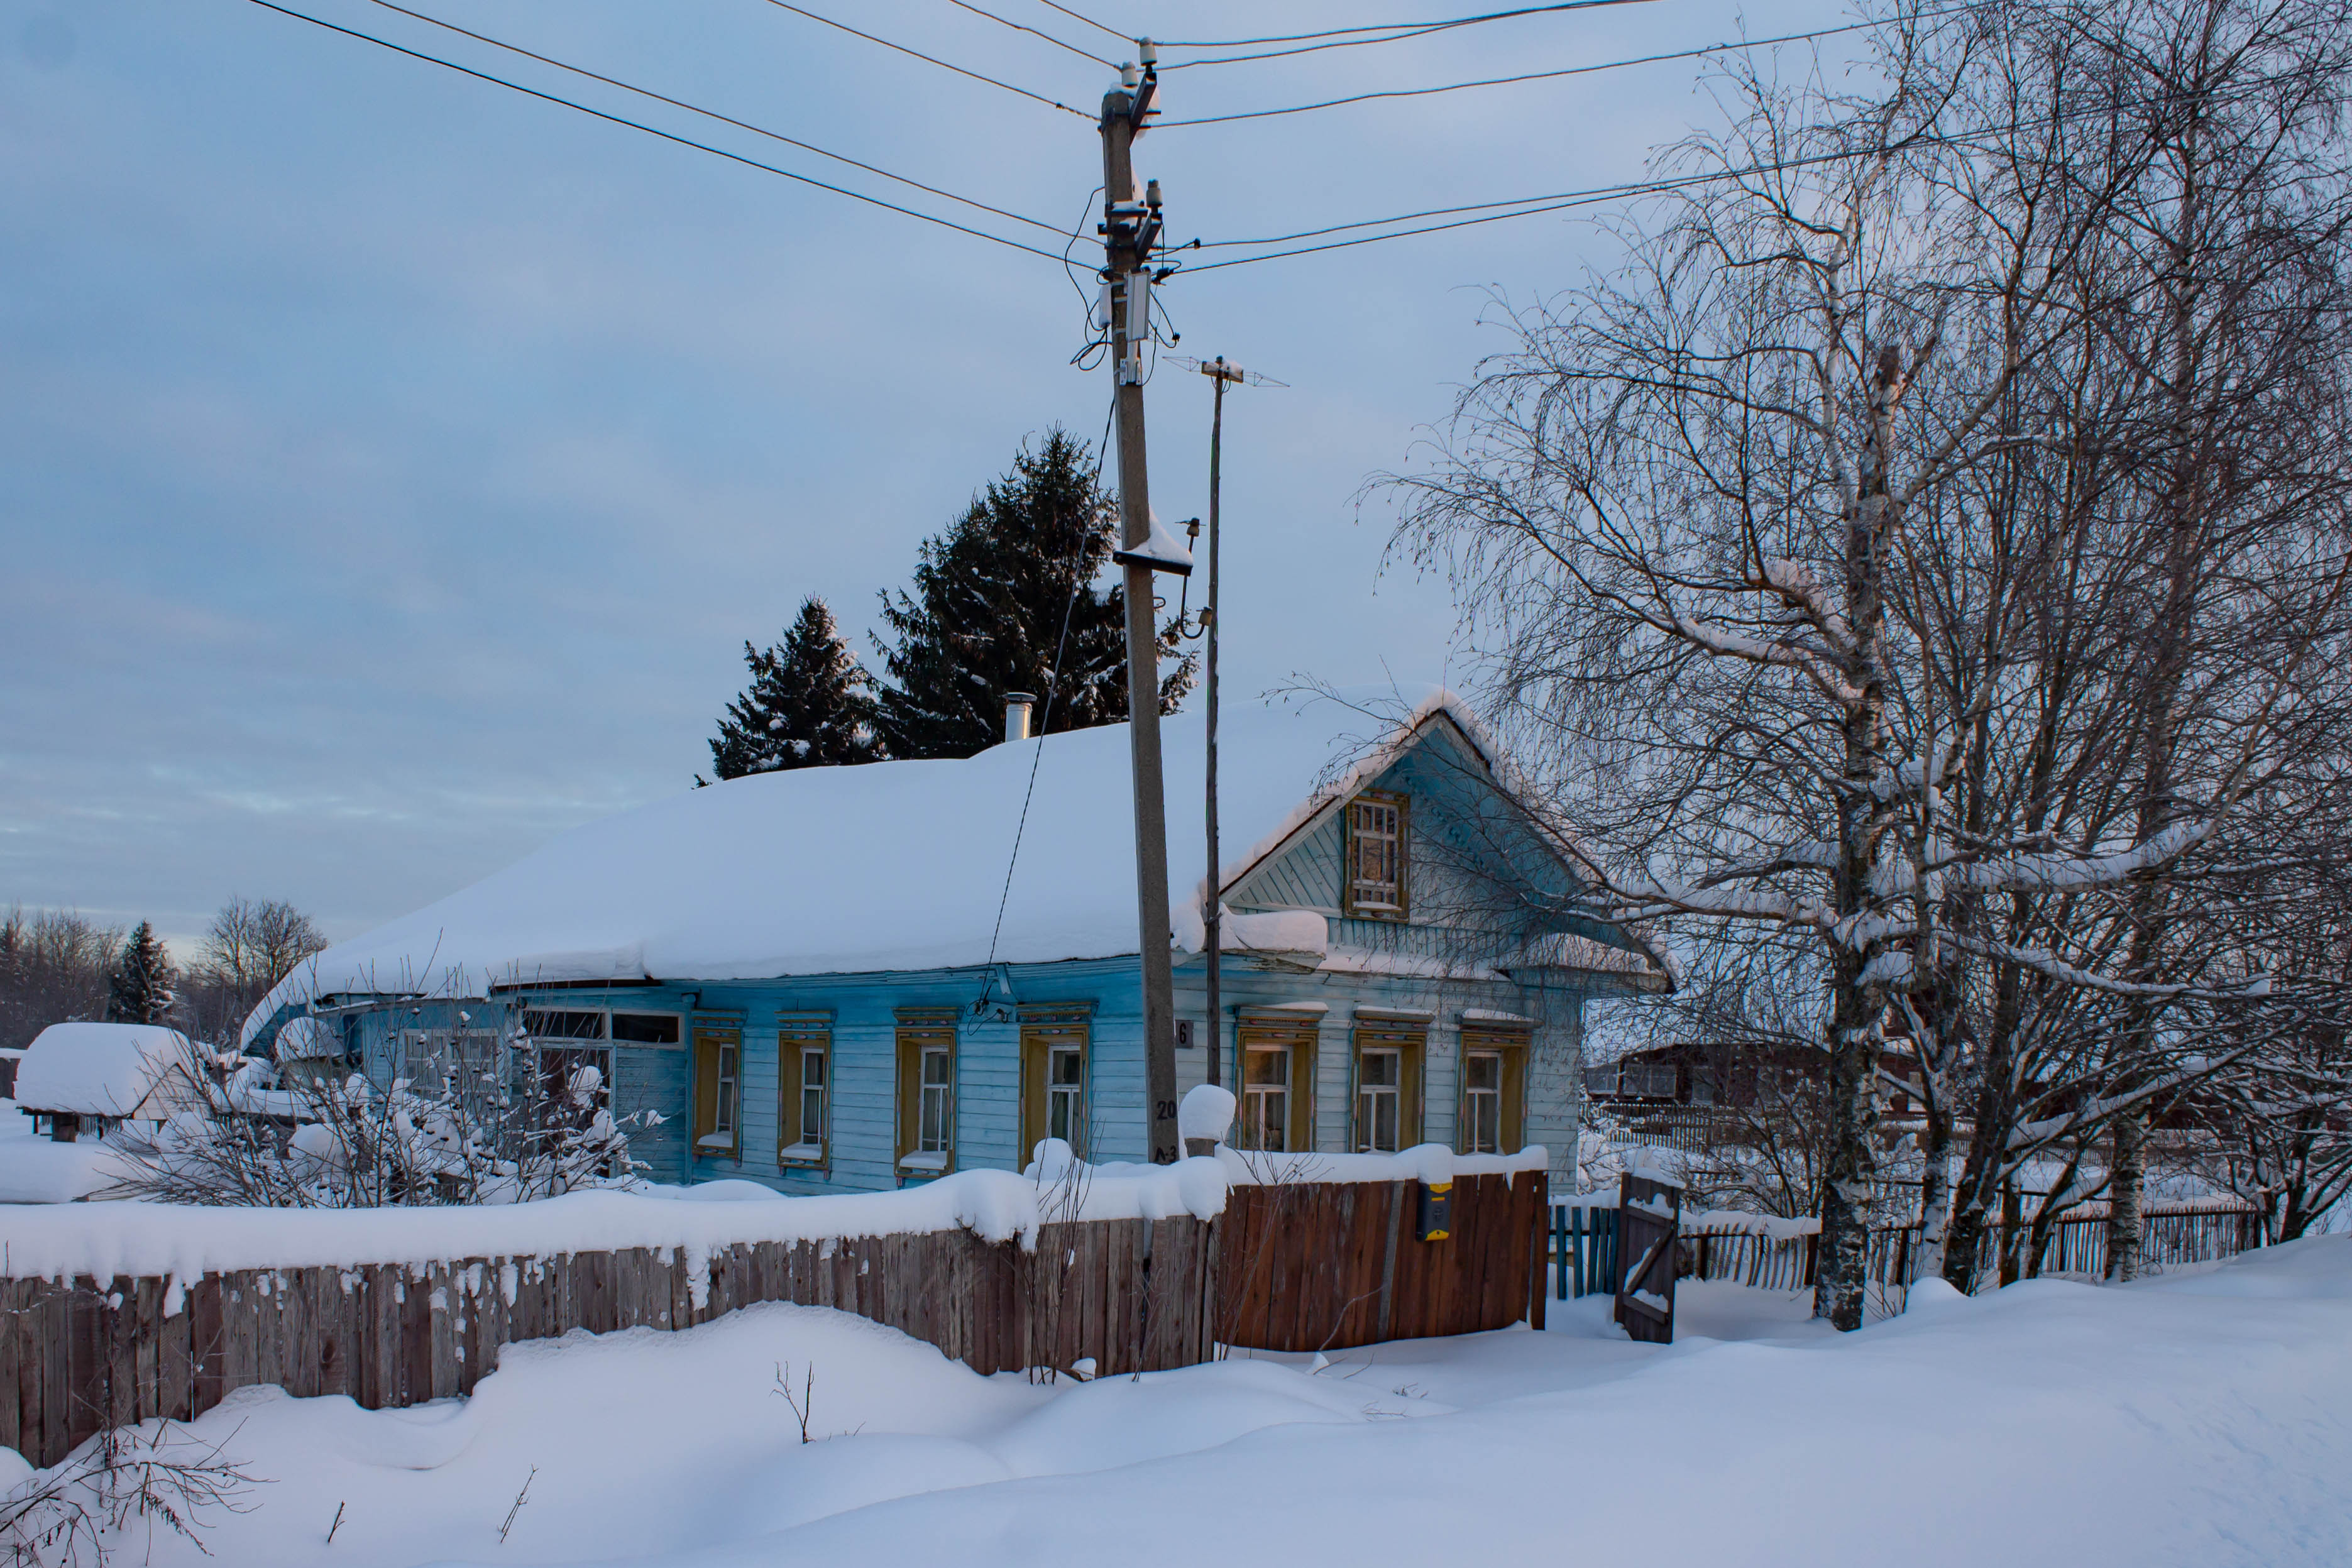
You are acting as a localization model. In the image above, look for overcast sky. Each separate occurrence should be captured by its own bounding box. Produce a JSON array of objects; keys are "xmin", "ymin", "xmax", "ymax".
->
[{"xmin": 1, "ymin": 0, "xmax": 1860, "ymax": 952}]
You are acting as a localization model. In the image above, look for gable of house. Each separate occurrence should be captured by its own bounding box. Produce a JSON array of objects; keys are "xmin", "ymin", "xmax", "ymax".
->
[{"xmin": 1220, "ymin": 710, "xmax": 1633, "ymax": 966}]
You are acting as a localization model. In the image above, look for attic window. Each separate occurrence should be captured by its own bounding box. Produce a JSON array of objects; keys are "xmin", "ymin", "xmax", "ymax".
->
[{"xmin": 1344, "ymin": 793, "xmax": 1408, "ymax": 919}]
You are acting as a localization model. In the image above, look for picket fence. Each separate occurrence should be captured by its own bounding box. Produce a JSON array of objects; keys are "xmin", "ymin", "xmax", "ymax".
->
[{"xmin": 1551, "ymin": 1197, "xmax": 2260, "ymax": 1302}]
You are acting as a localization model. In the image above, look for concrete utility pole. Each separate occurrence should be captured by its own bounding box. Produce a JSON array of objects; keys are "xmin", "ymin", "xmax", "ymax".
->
[{"xmin": 1100, "ymin": 55, "xmax": 1180, "ymax": 1165}]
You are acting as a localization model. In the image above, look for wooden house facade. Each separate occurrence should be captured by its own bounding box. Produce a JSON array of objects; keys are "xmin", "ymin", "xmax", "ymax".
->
[{"xmin": 242, "ymin": 691, "xmax": 1665, "ymax": 1192}]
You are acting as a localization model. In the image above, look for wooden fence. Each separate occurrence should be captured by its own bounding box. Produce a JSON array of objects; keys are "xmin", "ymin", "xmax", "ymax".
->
[
  {"xmin": 1684, "ymin": 1225, "xmax": 1816, "ymax": 1293},
  {"xmin": 1551, "ymin": 1197, "xmax": 2259, "ymax": 1304},
  {"xmin": 1551, "ymin": 1203, "xmax": 1619, "ymax": 1299},
  {"xmin": 1864, "ymin": 1202, "xmax": 2260, "ymax": 1294},
  {"xmin": 0, "ymin": 1217, "xmax": 1217, "ymax": 1470},
  {"xmin": 1216, "ymin": 1172, "xmax": 1550, "ymax": 1352},
  {"xmin": 0, "ymin": 1173, "xmax": 1553, "ymax": 1469}
]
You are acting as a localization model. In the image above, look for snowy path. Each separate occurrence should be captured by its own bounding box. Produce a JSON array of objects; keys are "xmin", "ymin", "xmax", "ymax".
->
[{"xmin": 80, "ymin": 1238, "xmax": 2352, "ymax": 1568}]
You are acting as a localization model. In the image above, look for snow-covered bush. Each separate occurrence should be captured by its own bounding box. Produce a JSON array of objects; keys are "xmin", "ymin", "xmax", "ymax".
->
[{"xmin": 109, "ymin": 1028, "xmax": 651, "ymax": 1208}]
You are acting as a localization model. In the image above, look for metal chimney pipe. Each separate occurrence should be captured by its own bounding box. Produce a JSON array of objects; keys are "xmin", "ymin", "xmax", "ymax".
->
[{"xmin": 1004, "ymin": 693, "xmax": 1037, "ymax": 743}]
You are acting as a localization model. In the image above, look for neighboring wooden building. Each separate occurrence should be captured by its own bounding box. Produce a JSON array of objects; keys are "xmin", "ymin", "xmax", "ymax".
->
[
  {"xmin": 241, "ymin": 691, "xmax": 1666, "ymax": 1192},
  {"xmin": 14, "ymin": 1022, "xmax": 207, "ymax": 1141}
]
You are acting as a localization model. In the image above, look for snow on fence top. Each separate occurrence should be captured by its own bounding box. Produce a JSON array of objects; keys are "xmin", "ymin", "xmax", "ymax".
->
[
  {"xmin": 0, "ymin": 1161, "xmax": 1228, "ymax": 1286},
  {"xmin": 242, "ymin": 688, "xmax": 1541, "ymax": 1044},
  {"xmin": 0, "ymin": 1139, "xmax": 1550, "ymax": 1286}
]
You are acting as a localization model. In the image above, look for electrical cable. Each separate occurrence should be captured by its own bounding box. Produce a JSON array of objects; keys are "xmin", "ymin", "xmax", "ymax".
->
[
  {"xmin": 1182, "ymin": 180, "xmax": 1674, "ymax": 269},
  {"xmin": 979, "ymin": 388, "xmax": 1120, "ymax": 985},
  {"xmin": 1194, "ymin": 170, "xmax": 1708, "ymax": 251},
  {"xmin": 759, "ymin": 1, "xmax": 1092, "ymax": 118},
  {"xmin": 1159, "ymin": 1, "xmax": 1668, "ymax": 48},
  {"xmin": 246, "ymin": 0, "xmax": 1071, "ymax": 262},
  {"xmin": 1160, "ymin": 0, "xmax": 1658, "ymax": 70},
  {"xmin": 1179, "ymin": 89, "xmax": 2184, "ymax": 271},
  {"xmin": 1033, "ymin": 0, "xmax": 1132, "ymax": 48},
  {"xmin": 1155, "ymin": 11, "xmax": 1974, "ymax": 128},
  {"xmin": 1189, "ymin": 75, "xmax": 2141, "ymax": 255},
  {"xmin": 1063, "ymin": 184, "xmax": 1104, "ymax": 319},
  {"xmin": 363, "ymin": 0, "xmax": 1065, "ymax": 234},
  {"xmin": 945, "ymin": 0, "xmax": 1118, "ymax": 69}
]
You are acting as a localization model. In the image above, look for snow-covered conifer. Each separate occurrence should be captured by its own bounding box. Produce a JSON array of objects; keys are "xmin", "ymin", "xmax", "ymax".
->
[
  {"xmin": 705, "ymin": 597, "xmax": 884, "ymax": 781},
  {"xmin": 104, "ymin": 921, "xmax": 175, "ymax": 1026},
  {"xmin": 871, "ymin": 428, "xmax": 1194, "ymax": 760}
]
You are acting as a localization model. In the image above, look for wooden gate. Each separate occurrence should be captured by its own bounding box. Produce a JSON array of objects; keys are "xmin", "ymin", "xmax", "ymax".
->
[
  {"xmin": 1216, "ymin": 1170, "xmax": 1549, "ymax": 1352},
  {"xmin": 1613, "ymin": 1170, "xmax": 1681, "ymax": 1344}
]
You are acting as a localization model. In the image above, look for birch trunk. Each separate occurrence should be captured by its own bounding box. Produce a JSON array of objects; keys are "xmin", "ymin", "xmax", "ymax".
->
[
  {"xmin": 2105, "ymin": 1113, "xmax": 2146, "ymax": 1281},
  {"xmin": 1911, "ymin": 1112, "xmax": 1954, "ymax": 1286},
  {"xmin": 1998, "ymin": 1179, "xmax": 2025, "ymax": 1288},
  {"xmin": 1816, "ymin": 977, "xmax": 1881, "ymax": 1329}
]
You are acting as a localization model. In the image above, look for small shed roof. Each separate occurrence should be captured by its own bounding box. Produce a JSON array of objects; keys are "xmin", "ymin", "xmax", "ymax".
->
[
  {"xmin": 272, "ymin": 1016, "xmax": 343, "ymax": 1062},
  {"xmin": 15, "ymin": 1022, "xmax": 194, "ymax": 1117},
  {"xmin": 241, "ymin": 688, "xmax": 1649, "ymax": 1045}
]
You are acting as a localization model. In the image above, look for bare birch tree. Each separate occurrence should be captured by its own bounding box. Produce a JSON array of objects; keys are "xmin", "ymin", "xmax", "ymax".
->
[{"xmin": 1392, "ymin": 0, "xmax": 2352, "ymax": 1324}]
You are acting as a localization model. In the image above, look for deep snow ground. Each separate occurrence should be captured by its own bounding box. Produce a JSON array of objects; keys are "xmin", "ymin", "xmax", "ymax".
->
[
  {"xmin": 77, "ymin": 1238, "xmax": 2352, "ymax": 1568},
  {"xmin": 0, "ymin": 1107, "xmax": 123, "ymax": 1203}
]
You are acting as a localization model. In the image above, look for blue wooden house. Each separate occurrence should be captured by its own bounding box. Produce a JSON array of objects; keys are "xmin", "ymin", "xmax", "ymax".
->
[{"xmin": 239, "ymin": 689, "xmax": 1664, "ymax": 1192}]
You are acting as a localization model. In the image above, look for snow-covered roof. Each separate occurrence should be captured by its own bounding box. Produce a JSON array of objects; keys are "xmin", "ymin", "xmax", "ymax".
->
[
  {"xmin": 243, "ymin": 689, "xmax": 1638, "ymax": 1044},
  {"xmin": 272, "ymin": 1016, "xmax": 342, "ymax": 1061},
  {"xmin": 14, "ymin": 1022, "xmax": 193, "ymax": 1116}
]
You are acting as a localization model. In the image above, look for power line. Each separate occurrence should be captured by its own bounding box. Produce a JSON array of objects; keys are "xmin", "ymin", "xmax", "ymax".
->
[
  {"xmin": 1179, "ymin": 94, "xmax": 2163, "ymax": 271},
  {"xmin": 1195, "ymin": 172, "xmax": 1696, "ymax": 251},
  {"xmin": 1160, "ymin": 1, "xmax": 1666, "ymax": 48},
  {"xmin": 1160, "ymin": 0, "xmax": 1659, "ymax": 70},
  {"xmin": 1032, "ymin": 0, "xmax": 1133, "ymax": 48},
  {"xmin": 362, "ymin": 0, "xmax": 1063, "ymax": 234},
  {"xmin": 1182, "ymin": 180, "xmax": 1675, "ymax": 270},
  {"xmin": 246, "ymin": 0, "xmax": 1070, "ymax": 263},
  {"xmin": 944, "ymin": 0, "xmax": 1118, "ymax": 69},
  {"xmin": 1157, "ymin": 13, "xmax": 1966, "ymax": 128},
  {"xmin": 979, "ymin": 384, "xmax": 1119, "ymax": 988},
  {"xmin": 759, "ymin": 1, "xmax": 1093, "ymax": 118}
]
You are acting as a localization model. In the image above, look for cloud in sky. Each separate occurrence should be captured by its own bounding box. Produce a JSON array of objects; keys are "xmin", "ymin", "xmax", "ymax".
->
[{"xmin": 0, "ymin": 0, "xmax": 1859, "ymax": 950}]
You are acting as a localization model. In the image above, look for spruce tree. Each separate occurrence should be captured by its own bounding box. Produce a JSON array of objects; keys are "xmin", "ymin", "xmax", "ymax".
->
[
  {"xmin": 872, "ymin": 428, "xmax": 1195, "ymax": 760},
  {"xmin": 104, "ymin": 921, "xmax": 176, "ymax": 1026},
  {"xmin": 705, "ymin": 597, "xmax": 884, "ymax": 782}
]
